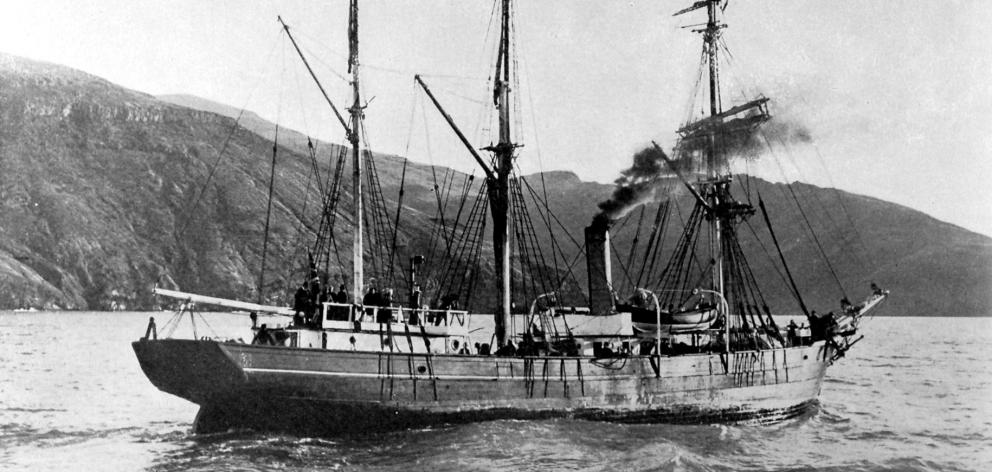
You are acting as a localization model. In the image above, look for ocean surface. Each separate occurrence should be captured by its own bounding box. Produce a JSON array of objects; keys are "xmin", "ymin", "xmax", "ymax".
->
[{"xmin": 0, "ymin": 312, "xmax": 989, "ymax": 471}]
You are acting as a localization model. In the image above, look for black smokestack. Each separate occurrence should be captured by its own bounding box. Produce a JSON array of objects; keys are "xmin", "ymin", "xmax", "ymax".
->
[{"xmin": 585, "ymin": 222, "xmax": 614, "ymax": 316}]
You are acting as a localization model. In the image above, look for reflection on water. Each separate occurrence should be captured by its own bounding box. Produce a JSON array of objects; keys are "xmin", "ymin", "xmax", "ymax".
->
[{"xmin": 0, "ymin": 312, "xmax": 989, "ymax": 471}]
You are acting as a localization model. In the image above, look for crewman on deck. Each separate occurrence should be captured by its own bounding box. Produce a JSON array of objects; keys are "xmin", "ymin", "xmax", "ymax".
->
[
  {"xmin": 309, "ymin": 277, "xmax": 322, "ymax": 309},
  {"xmin": 334, "ymin": 284, "xmax": 348, "ymax": 303},
  {"xmin": 293, "ymin": 284, "xmax": 308, "ymax": 326},
  {"xmin": 363, "ymin": 287, "xmax": 378, "ymax": 321},
  {"xmin": 841, "ymin": 297, "xmax": 853, "ymax": 312},
  {"xmin": 786, "ymin": 319, "xmax": 799, "ymax": 346},
  {"xmin": 377, "ymin": 289, "xmax": 393, "ymax": 323},
  {"xmin": 409, "ymin": 285, "xmax": 422, "ymax": 309},
  {"xmin": 313, "ymin": 288, "xmax": 329, "ymax": 326}
]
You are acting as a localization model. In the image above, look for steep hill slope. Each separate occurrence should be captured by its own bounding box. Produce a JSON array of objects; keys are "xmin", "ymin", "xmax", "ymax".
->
[{"xmin": 1, "ymin": 54, "xmax": 990, "ymax": 316}]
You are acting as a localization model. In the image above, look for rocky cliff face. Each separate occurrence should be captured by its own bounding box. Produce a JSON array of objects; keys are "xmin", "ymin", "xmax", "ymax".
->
[
  {"xmin": 0, "ymin": 54, "xmax": 308, "ymax": 309},
  {"xmin": 2, "ymin": 54, "xmax": 990, "ymax": 315}
]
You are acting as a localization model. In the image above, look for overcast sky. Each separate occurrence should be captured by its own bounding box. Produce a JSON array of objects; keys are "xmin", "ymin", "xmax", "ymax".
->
[{"xmin": 2, "ymin": 1, "xmax": 990, "ymax": 237}]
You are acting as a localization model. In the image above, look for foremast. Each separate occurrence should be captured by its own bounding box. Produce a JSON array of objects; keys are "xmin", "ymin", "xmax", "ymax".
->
[
  {"xmin": 702, "ymin": 0, "xmax": 725, "ymax": 301},
  {"xmin": 675, "ymin": 0, "xmax": 766, "ymax": 332}
]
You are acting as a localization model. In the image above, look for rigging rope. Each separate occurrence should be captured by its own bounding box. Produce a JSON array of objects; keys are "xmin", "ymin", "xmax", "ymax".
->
[
  {"xmin": 517, "ymin": 176, "xmax": 587, "ymax": 306},
  {"xmin": 772, "ymin": 135, "xmax": 864, "ymax": 277},
  {"xmin": 258, "ymin": 125, "xmax": 279, "ymax": 304},
  {"xmin": 257, "ymin": 43, "xmax": 288, "ymax": 303},
  {"xmin": 639, "ymin": 200, "xmax": 672, "ymax": 288},
  {"xmin": 175, "ymin": 30, "xmax": 283, "ymax": 240},
  {"xmin": 757, "ymin": 196, "xmax": 812, "ymax": 320},
  {"xmin": 432, "ymin": 182, "xmax": 490, "ymax": 310},
  {"xmin": 809, "ymin": 142, "xmax": 877, "ymax": 269},
  {"xmin": 620, "ymin": 207, "xmax": 647, "ymax": 294},
  {"xmin": 387, "ymin": 159, "xmax": 409, "ymax": 289}
]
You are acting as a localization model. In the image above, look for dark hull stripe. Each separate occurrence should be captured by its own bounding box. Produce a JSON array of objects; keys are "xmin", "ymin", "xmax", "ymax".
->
[{"xmin": 191, "ymin": 395, "xmax": 819, "ymax": 435}]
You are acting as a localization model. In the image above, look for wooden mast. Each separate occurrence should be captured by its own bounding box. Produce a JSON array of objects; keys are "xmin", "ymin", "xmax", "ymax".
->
[
  {"xmin": 414, "ymin": 0, "xmax": 516, "ymax": 348},
  {"xmin": 675, "ymin": 0, "xmax": 730, "ymax": 342},
  {"xmin": 486, "ymin": 0, "xmax": 516, "ymax": 348},
  {"xmin": 703, "ymin": 0, "xmax": 725, "ymax": 305},
  {"xmin": 347, "ymin": 0, "xmax": 364, "ymax": 303}
]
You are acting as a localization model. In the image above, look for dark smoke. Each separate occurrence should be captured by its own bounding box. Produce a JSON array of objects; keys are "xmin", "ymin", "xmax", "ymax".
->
[
  {"xmin": 593, "ymin": 115, "xmax": 812, "ymax": 227},
  {"xmin": 595, "ymin": 146, "xmax": 683, "ymax": 225}
]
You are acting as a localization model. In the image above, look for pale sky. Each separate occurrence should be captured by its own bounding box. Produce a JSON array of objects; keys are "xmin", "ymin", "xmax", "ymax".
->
[{"xmin": 3, "ymin": 1, "xmax": 991, "ymax": 236}]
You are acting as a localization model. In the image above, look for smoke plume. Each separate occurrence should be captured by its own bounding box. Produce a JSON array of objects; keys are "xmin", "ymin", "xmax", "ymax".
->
[
  {"xmin": 593, "ymin": 115, "xmax": 812, "ymax": 227},
  {"xmin": 740, "ymin": 117, "xmax": 813, "ymax": 158},
  {"xmin": 679, "ymin": 115, "xmax": 813, "ymax": 168},
  {"xmin": 595, "ymin": 146, "xmax": 682, "ymax": 226}
]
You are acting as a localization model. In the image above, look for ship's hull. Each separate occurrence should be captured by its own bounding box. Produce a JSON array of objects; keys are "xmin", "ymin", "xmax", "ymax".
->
[{"xmin": 133, "ymin": 339, "xmax": 832, "ymax": 434}]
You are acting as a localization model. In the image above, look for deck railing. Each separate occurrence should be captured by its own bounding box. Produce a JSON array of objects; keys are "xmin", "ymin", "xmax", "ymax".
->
[{"xmin": 321, "ymin": 302, "xmax": 467, "ymax": 328}]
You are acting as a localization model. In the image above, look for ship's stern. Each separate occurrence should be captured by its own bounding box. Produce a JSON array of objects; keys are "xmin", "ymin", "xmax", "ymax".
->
[{"xmin": 132, "ymin": 339, "xmax": 248, "ymax": 406}]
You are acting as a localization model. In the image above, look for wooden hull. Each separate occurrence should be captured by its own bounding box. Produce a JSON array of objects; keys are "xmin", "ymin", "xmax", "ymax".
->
[{"xmin": 133, "ymin": 338, "xmax": 833, "ymax": 434}]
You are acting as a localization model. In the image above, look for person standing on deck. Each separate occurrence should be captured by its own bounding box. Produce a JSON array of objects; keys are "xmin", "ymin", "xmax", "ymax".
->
[
  {"xmin": 334, "ymin": 284, "xmax": 348, "ymax": 303},
  {"xmin": 293, "ymin": 284, "xmax": 308, "ymax": 326},
  {"xmin": 377, "ymin": 289, "xmax": 393, "ymax": 323},
  {"xmin": 363, "ymin": 287, "xmax": 378, "ymax": 321}
]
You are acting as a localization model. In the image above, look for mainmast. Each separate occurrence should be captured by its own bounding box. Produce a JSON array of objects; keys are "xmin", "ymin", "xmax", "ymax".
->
[
  {"xmin": 413, "ymin": 0, "xmax": 517, "ymax": 348},
  {"xmin": 484, "ymin": 0, "xmax": 516, "ymax": 348},
  {"xmin": 348, "ymin": 0, "xmax": 364, "ymax": 303}
]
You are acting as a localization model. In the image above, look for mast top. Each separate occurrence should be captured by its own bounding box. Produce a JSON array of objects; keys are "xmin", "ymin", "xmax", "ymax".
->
[{"xmin": 673, "ymin": 0, "xmax": 722, "ymax": 18}]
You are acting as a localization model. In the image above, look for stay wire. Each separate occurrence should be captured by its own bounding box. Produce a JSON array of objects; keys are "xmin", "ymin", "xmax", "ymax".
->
[
  {"xmin": 176, "ymin": 29, "xmax": 284, "ymax": 239},
  {"xmin": 773, "ymin": 134, "xmax": 863, "ymax": 276},
  {"xmin": 761, "ymin": 134, "xmax": 848, "ymax": 299}
]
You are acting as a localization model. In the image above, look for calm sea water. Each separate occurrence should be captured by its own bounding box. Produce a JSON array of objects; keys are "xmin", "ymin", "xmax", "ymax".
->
[{"xmin": 0, "ymin": 312, "xmax": 989, "ymax": 471}]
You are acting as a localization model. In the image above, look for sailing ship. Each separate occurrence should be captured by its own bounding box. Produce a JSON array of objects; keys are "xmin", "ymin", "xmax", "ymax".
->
[{"xmin": 133, "ymin": 0, "xmax": 888, "ymax": 434}]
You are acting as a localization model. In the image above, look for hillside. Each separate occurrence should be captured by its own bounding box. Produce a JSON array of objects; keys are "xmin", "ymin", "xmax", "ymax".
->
[{"xmin": 1, "ymin": 54, "xmax": 990, "ymax": 316}]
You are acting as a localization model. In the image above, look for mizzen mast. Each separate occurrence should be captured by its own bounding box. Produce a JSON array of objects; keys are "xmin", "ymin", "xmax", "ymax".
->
[
  {"xmin": 278, "ymin": 3, "xmax": 365, "ymax": 303},
  {"xmin": 347, "ymin": 0, "xmax": 365, "ymax": 303}
]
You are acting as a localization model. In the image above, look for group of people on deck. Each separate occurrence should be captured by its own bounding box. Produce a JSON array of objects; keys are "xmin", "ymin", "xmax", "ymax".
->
[
  {"xmin": 362, "ymin": 287, "xmax": 395, "ymax": 323},
  {"xmin": 290, "ymin": 273, "xmax": 463, "ymax": 328},
  {"xmin": 292, "ymin": 276, "xmax": 348, "ymax": 327}
]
